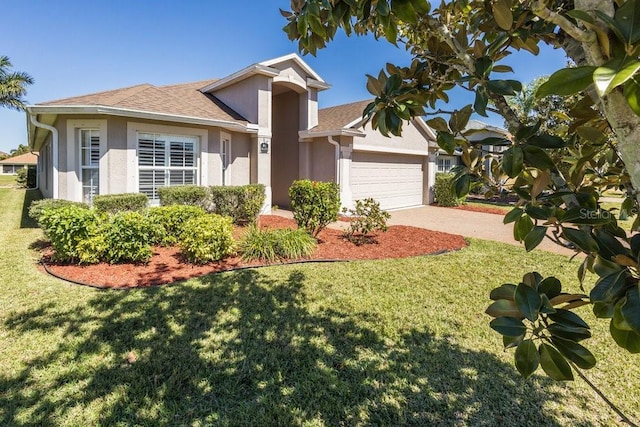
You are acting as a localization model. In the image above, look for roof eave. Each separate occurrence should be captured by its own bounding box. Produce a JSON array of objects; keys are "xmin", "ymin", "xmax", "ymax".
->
[
  {"xmin": 26, "ymin": 105, "xmax": 256, "ymax": 133},
  {"xmin": 299, "ymin": 128, "xmax": 366, "ymax": 140},
  {"xmin": 199, "ymin": 64, "xmax": 280, "ymax": 93},
  {"xmin": 307, "ymin": 77, "xmax": 331, "ymax": 91}
]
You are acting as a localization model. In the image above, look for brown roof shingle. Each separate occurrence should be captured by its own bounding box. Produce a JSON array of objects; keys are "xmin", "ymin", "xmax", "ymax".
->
[
  {"xmin": 0, "ymin": 152, "xmax": 38, "ymax": 165},
  {"xmin": 314, "ymin": 99, "xmax": 372, "ymax": 132},
  {"xmin": 38, "ymin": 80, "xmax": 247, "ymax": 123}
]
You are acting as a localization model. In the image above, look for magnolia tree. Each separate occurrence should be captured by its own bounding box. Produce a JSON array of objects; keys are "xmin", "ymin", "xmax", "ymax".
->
[{"xmin": 282, "ymin": 0, "xmax": 640, "ymax": 418}]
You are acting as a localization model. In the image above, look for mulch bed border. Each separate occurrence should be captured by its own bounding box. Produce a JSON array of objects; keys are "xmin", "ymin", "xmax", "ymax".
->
[{"xmin": 39, "ymin": 247, "xmax": 466, "ymax": 291}]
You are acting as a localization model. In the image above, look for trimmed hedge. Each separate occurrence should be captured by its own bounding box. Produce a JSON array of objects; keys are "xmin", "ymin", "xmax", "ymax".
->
[
  {"xmin": 38, "ymin": 205, "xmax": 101, "ymax": 262},
  {"xmin": 205, "ymin": 184, "xmax": 265, "ymax": 224},
  {"xmin": 28, "ymin": 199, "xmax": 89, "ymax": 224},
  {"xmin": 179, "ymin": 214, "xmax": 234, "ymax": 264},
  {"xmin": 101, "ymin": 211, "xmax": 160, "ymax": 263},
  {"xmin": 434, "ymin": 173, "xmax": 465, "ymax": 207},
  {"xmin": 289, "ymin": 180, "xmax": 340, "ymax": 237},
  {"xmin": 93, "ymin": 193, "xmax": 148, "ymax": 214},
  {"xmin": 147, "ymin": 205, "xmax": 207, "ymax": 246},
  {"xmin": 158, "ymin": 185, "xmax": 208, "ymax": 207}
]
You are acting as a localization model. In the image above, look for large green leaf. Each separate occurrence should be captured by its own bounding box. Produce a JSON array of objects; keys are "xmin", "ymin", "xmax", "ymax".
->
[
  {"xmin": 486, "ymin": 79, "xmax": 518, "ymax": 96},
  {"xmin": 623, "ymin": 78, "xmax": 640, "ymax": 115},
  {"xmin": 490, "ymin": 284, "xmax": 517, "ymax": 301},
  {"xmin": 536, "ymin": 66, "xmax": 596, "ymax": 97},
  {"xmin": 504, "ymin": 334, "xmax": 524, "ymax": 350},
  {"xmin": 390, "ymin": 0, "xmax": 418, "ymax": 24},
  {"xmin": 590, "ymin": 270, "xmax": 628, "ymax": 304},
  {"xmin": 449, "ymin": 105, "xmax": 473, "ymax": 134},
  {"xmin": 502, "ymin": 147, "xmax": 523, "ymax": 178},
  {"xmin": 366, "ymin": 74, "xmax": 384, "ymax": 96},
  {"xmin": 486, "ymin": 299, "xmax": 521, "ymax": 317},
  {"xmin": 522, "ymin": 145, "xmax": 555, "ymax": 170},
  {"xmin": 594, "ymin": 57, "xmax": 640, "ymax": 97},
  {"xmin": 474, "ymin": 86, "xmax": 489, "ymax": 117},
  {"xmin": 562, "ymin": 228, "xmax": 599, "ymax": 253},
  {"xmin": 503, "ymin": 207, "xmax": 523, "ymax": 224},
  {"xmin": 524, "ymin": 226, "xmax": 547, "ymax": 252},
  {"xmin": 426, "ymin": 117, "xmax": 449, "ymax": 132},
  {"xmin": 515, "ymin": 339, "xmax": 539, "ymax": 379},
  {"xmin": 490, "ymin": 317, "xmax": 526, "ymax": 337},
  {"xmin": 551, "ymin": 338, "xmax": 596, "ymax": 369},
  {"xmin": 548, "ymin": 309, "xmax": 590, "ymax": 329},
  {"xmin": 514, "ymin": 215, "xmax": 534, "ymax": 242},
  {"xmin": 547, "ymin": 323, "xmax": 592, "ymax": 342},
  {"xmin": 539, "ymin": 277, "xmax": 562, "ymax": 299},
  {"xmin": 436, "ymin": 131, "xmax": 456, "ymax": 154},
  {"xmin": 614, "ymin": 0, "xmax": 640, "ymax": 44},
  {"xmin": 610, "ymin": 320, "xmax": 640, "ymax": 353},
  {"xmin": 621, "ymin": 285, "xmax": 640, "ymax": 334},
  {"xmin": 492, "ymin": 0, "xmax": 513, "ymax": 30},
  {"xmin": 453, "ymin": 172, "xmax": 471, "ymax": 198},
  {"xmin": 539, "ymin": 343, "xmax": 574, "ymax": 381},
  {"xmin": 515, "ymin": 283, "xmax": 541, "ymax": 321},
  {"xmin": 526, "ymin": 134, "xmax": 568, "ymax": 149}
]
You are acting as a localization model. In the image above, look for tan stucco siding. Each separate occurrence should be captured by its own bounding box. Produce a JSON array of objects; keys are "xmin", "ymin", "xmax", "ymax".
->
[
  {"xmin": 214, "ymin": 75, "xmax": 269, "ymax": 126},
  {"xmin": 353, "ymin": 120, "xmax": 430, "ymax": 154},
  {"xmin": 230, "ymin": 133, "xmax": 251, "ymax": 185},
  {"xmin": 308, "ymin": 138, "xmax": 336, "ymax": 183}
]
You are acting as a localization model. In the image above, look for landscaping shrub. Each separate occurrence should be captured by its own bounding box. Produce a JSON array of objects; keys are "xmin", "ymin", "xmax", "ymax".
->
[
  {"xmin": 205, "ymin": 184, "xmax": 266, "ymax": 224},
  {"xmin": 29, "ymin": 198, "xmax": 89, "ymax": 225},
  {"xmin": 15, "ymin": 168, "xmax": 27, "ymax": 188},
  {"xmin": 158, "ymin": 185, "xmax": 208, "ymax": 207},
  {"xmin": 434, "ymin": 173, "xmax": 465, "ymax": 207},
  {"xmin": 38, "ymin": 205, "xmax": 101, "ymax": 262},
  {"xmin": 101, "ymin": 211, "xmax": 161, "ymax": 264},
  {"xmin": 146, "ymin": 205, "xmax": 207, "ymax": 246},
  {"xmin": 179, "ymin": 214, "xmax": 234, "ymax": 264},
  {"xmin": 342, "ymin": 198, "xmax": 391, "ymax": 242},
  {"xmin": 76, "ymin": 234, "xmax": 107, "ymax": 265},
  {"xmin": 289, "ymin": 180, "xmax": 340, "ymax": 237},
  {"xmin": 239, "ymin": 226, "xmax": 316, "ymax": 262},
  {"xmin": 93, "ymin": 193, "xmax": 148, "ymax": 214}
]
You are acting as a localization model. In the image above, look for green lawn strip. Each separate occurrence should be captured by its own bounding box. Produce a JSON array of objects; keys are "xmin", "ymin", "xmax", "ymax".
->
[
  {"xmin": 0, "ymin": 189, "xmax": 638, "ymax": 425},
  {"xmin": 464, "ymin": 201, "xmax": 513, "ymax": 212},
  {"xmin": 0, "ymin": 175, "xmax": 17, "ymax": 187}
]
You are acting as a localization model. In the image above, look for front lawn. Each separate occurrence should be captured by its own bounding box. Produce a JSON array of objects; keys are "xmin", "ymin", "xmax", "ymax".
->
[
  {"xmin": 0, "ymin": 175, "xmax": 17, "ymax": 186},
  {"xmin": 1, "ymin": 188, "xmax": 638, "ymax": 425}
]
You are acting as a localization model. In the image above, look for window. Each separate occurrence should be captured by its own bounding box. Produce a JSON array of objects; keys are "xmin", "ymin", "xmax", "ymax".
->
[
  {"xmin": 221, "ymin": 135, "xmax": 230, "ymax": 185},
  {"xmin": 80, "ymin": 129, "xmax": 100, "ymax": 203},
  {"xmin": 437, "ymin": 156, "xmax": 456, "ymax": 173},
  {"xmin": 138, "ymin": 132, "xmax": 198, "ymax": 200}
]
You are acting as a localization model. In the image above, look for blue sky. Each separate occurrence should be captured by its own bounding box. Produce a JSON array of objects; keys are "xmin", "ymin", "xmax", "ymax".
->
[{"xmin": 0, "ymin": 1, "xmax": 568, "ymax": 154}]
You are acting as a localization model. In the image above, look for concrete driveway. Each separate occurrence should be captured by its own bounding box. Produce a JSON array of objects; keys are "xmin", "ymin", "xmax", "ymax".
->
[{"xmin": 387, "ymin": 205, "xmax": 574, "ymax": 255}]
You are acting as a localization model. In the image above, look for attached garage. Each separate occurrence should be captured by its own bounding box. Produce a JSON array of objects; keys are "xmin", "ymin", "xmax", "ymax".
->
[{"xmin": 350, "ymin": 151, "xmax": 425, "ymax": 210}]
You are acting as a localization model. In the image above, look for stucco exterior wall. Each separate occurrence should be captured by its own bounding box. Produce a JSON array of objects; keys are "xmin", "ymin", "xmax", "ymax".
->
[
  {"xmin": 353, "ymin": 120, "xmax": 430, "ymax": 155},
  {"xmin": 308, "ymin": 138, "xmax": 336, "ymax": 183},
  {"xmin": 214, "ymin": 75, "xmax": 269, "ymax": 126}
]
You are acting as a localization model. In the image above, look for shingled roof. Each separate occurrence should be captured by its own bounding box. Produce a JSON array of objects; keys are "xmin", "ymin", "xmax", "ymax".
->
[
  {"xmin": 314, "ymin": 99, "xmax": 371, "ymax": 132},
  {"xmin": 38, "ymin": 80, "xmax": 248, "ymax": 123},
  {"xmin": 0, "ymin": 152, "xmax": 38, "ymax": 165}
]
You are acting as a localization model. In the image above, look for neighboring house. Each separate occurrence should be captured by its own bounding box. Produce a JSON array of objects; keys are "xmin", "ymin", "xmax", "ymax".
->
[
  {"xmin": 436, "ymin": 119, "xmax": 511, "ymax": 173},
  {"xmin": 0, "ymin": 152, "xmax": 38, "ymax": 175},
  {"xmin": 25, "ymin": 53, "xmax": 440, "ymax": 212}
]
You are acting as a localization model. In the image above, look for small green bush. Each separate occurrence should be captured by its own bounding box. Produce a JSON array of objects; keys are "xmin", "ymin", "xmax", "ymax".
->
[
  {"xmin": 158, "ymin": 185, "xmax": 208, "ymax": 207},
  {"xmin": 39, "ymin": 205, "xmax": 101, "ymax": 262},
  {"xmin": 180, "ymin": 214, "xmax": 234, "ymax": 264},
  {"xmin": 146, "ymin": 205, "xmax": 207, "ymax": 246},
  {"xmin": 76, "ymin": 234, "xmax": 107, "ymax": 265},
  {"xmin": 434, "ymin": 173, "xmax": 465, "ymax": 207},
  {"xmin": 239, "ymin": 226, "xmax": 316, "ymax": 262},
  {"xmin": 101, "ymin": 211, "xmax": 161, "ymax": 264},
  {"xmin": 343, "ymin": 198, "xmax": 391, "ymax": 242},
  {"xmin": 93, "ymin": 193, "xmax": 148, "ymax": 214},
  {"xmin": 29, "ymin": 199, "xmax": 89, "ymax": 225},
  {"xmin": 205, "ymin": 184, "xmax": 266, "ymax": 224},
  {"xmin": 15, "ymin": 168, "xmax": 27, "ymax": 188},
  {"xmin": 289, "ymin": 180, "xmax": 340, "ymax": 237}
]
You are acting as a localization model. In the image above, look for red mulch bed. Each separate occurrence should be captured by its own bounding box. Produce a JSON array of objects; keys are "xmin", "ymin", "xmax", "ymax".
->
[
  {"xmin": 41, "ymin": 215, "xmax": 467, "ymax": 289},
  {"xmin": 435, "ymin": 204, "xmax": 509, "ymax": 215}
]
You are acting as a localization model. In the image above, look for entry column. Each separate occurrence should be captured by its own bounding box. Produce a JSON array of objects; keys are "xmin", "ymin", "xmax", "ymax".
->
[
  {"xmin": 338, "ymin": 144, "xmax": 353, "ymax": 211},
  {"xmin": 254, "ymin": 135, "xmax": 272, "ymax": 214}
]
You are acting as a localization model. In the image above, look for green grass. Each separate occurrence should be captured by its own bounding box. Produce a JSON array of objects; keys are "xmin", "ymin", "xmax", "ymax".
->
[
  {"xmin": 0, "ymin": 175, "xmax": 17, "ymax": 186},
  {"xmin": 1, "ymin": 189, "xmax": 639, "ymax": 425},
  {"xmin": 464, "ymin": 201, "xmax": 513, "ymax": 212}
]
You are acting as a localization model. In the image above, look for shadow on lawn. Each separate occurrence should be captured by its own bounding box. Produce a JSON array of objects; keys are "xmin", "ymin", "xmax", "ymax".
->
[
  {"xmin": 20, "ymin": 188, "xmax": 41, "ymax": 229},
  {"xmin": 1, "ymin": 269, "xmax": 568, "ymax": 426}
]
